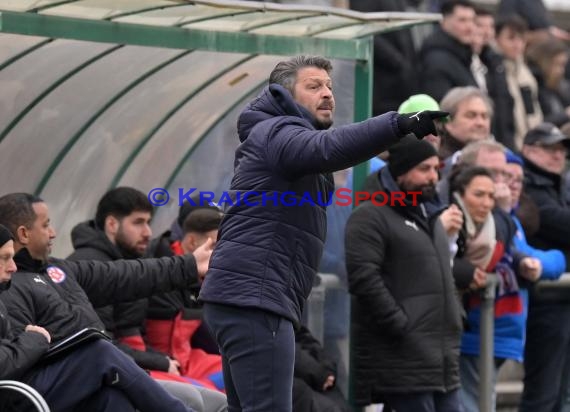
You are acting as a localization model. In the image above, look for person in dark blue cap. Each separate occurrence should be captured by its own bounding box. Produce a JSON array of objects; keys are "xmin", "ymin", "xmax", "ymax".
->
[{"xmin": 519, "ymin": 122, "xmax": 570, "ymax": 412}]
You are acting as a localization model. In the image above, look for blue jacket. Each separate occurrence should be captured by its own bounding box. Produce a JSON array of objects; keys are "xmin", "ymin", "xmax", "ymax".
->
[
  {"xmin": 460, "ymin": 213, "xmax": 565, "ymax": 361},
  {"xmin": 199, "ymin": 84, "xmax": 402, "ymax": 324},
  {"xmin": 512, "ymin": 215, "xmax": 565, "ymax": 281}
]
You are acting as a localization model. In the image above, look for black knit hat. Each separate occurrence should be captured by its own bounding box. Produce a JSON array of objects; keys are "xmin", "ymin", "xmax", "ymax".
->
[
  {"xmin": 0, "ymin": 224, "xmax": 13, "ymax": 247},
  {"xmin": 388, "ymin": 135, "xmax": 438, "ymax": 178},
  {"xmin": 177, "ymin": 194, "xmax": 220, "ymax": 227}
]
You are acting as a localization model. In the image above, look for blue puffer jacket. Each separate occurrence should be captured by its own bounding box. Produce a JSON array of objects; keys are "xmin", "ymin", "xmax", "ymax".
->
[{"xmin": 199, "ymin": 84, "xmax": 402, "ymax": 324}]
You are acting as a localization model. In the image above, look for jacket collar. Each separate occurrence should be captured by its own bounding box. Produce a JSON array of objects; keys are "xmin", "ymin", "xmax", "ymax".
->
[
  {"xmin": 439, "ymin": 131, "xmax": 466, "ymax": 160},
  {"xmin": 378, "ymin": 168, "xmax": 432, "ymax": 229},
  {"xmin": 14, "ymin": 247, "xmax": 47, "ymax": 273},
  {"xmin": 523, "ymin": 156, "xmax": 562, "ymax": 189},
  {"xmin": 424, "ymin": 29, "xmax": 473, "ymax": 66},
  {"xmin": 71, "ymin": 220, "xmax": 125, "ymax": 260}
]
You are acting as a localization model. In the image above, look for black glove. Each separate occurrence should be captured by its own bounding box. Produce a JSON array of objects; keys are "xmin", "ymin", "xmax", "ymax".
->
[{"xmin": 396, "ymin": 110, "xmax": 449, "ymax": 139}]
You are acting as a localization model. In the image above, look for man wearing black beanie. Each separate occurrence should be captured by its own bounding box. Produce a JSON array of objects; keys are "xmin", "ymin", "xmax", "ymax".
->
[
  {"xmin": 346, "ymin": 136, "xmax": 464, "ymax": 411},
  {"xmin": 0, "ymin": 224, "xmax": 16, "ymax": 291},
  {"xmin": 388, "ymin": 135, "xmax": 440, "ymax": 188}
]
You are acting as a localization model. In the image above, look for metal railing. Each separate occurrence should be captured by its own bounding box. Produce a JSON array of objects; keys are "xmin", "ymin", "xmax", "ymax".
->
[
  {"xmin": 0, "ymin": 380, "xmax": 51, "ymax": 412},
  {"xmin": 309, "ymin": 272, "xmax": 570, "ymax": 412},
  {"xmin": 306, "ymin": 272, "xmax": 343, "ymax": 344},
  {"xmin": 479, "ymin": 273, "xmax": 570, "ymax": 412},
  {"xmin": 480, "ymin": 274, "xmax": 499, "ymax": 412}
]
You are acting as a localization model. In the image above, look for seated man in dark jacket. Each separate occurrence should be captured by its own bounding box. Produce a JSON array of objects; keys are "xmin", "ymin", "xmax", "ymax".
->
[
  {"xmin": 146, "ymin": 207, "xmax": 223, "ymax": 362},
  {"xmin": 68, "ymin": 188, "xmax": 225, "ymax": 398},
  {"xmin": 293, "ymin": 325, "xmax": 350, "ymax": 412},
  {"xmin": 0, "ymin": 192, "xmax": 215, "ymax": 411},
  {"xmin": 199, "ymin": 54, "xmax": 447, "ymax": 411},
  {"xmin": 0, "ymin": 224, "xmax": 194, "ymax": 412}
]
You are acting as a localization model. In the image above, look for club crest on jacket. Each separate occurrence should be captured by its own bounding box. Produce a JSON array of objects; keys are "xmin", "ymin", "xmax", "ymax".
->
[{"xmin": 46, "ymin": 266, "xmax": 67, "ymax": 284}]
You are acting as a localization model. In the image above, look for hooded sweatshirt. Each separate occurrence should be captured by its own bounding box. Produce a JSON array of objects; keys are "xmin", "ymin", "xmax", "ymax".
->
[{"xmin": 199, "ymin": 83, "xmax": 403, "ymax": 324}]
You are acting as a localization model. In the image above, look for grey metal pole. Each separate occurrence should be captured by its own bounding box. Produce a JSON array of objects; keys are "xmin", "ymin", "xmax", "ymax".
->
[
  {"xmin": 306, "ymin": 273, "xmax": 342, "ymax": 344},
  {"xmin": 306, "ymin": 282, "xmax": 326, "ymax": 343},
  {"xmin": 479, "ymin": 273, "xmax": 498, "ymax": 412}
]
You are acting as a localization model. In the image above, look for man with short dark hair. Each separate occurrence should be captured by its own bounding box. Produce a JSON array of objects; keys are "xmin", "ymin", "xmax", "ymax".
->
[
  {"xmin": 0, "ymin": 192, "xmax": 212, "ymax": 411},
  {"xmin": 92, "ymin": 186, "xmax": 154, "ymax": 257},
  {"xmin": 420, "ymin": 0, "xmax": 478, "ymax": 101},
  {"xmin": 67, "ymin": 188, "xmax": 227, "ymax": 411},
  {"xmin": 148, "ymin": 194, "xmax": 219, "ymax": 259},
  {"xmin": 69, "ymin": 187, "xmax": 156, "ymax": 336},
  {"xmin": 199, "ymin": 54, "xmax": 448, "ymax": 411},
  {"xmin": 0, "ymin": 223, "xmax": 195, "ymax": 412}
]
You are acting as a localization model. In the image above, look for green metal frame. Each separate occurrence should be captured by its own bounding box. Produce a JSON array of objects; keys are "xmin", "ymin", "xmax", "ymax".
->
[
  {"xmin": 352, "ymin": 46, "xmax": 374, "ymax": 190},
  {"xmin": 0, "ymin": 10, "xmax": 372, "ymax": 60}
]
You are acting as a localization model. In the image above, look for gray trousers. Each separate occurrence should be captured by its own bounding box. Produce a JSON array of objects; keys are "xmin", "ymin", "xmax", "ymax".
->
[{"xmin": 157, "ymin": 380, "xmax": 227, "ymax": 412}]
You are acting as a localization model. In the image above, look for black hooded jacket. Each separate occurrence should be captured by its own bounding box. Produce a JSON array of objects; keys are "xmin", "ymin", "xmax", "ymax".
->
[
  {"xmin": 1, "ymin": 247, "xmax": 198, "ymax": 345},
  {"xmin": 67, "ymin": 221, "xmax": 186, "ymax": 372},
  {"xmin": 419, "ymin": 28, "xmax": 477, "ymax": 101},
  {"xmin": 346, "ymin": 167, "xmax": 462, "ymax": 404},
  {"xmin": 524, "ymin": 159, "xmax": 570, "ymax": 270},
  {"xmin": 199, "ymin": 84, "xmax": 403, "ymax": 325},
  {"xmin": 0, "ymin": 296, "xmax": 49, "ymax": 380}
]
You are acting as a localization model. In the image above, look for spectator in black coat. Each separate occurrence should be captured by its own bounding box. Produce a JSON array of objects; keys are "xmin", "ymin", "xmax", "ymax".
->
[
  {"xmin": 520, "ymin": 123, "xmax": 570, "ymax": 412},
  {"xmin": 420, "ymin": 0, "xmax": 478, "ymax": 101},
  {"xmin": 474, "ymin": 8, "xmax": 516, "ymax": 150},
  {"xmin": 346, "ymin": 136, "xmax": 463, "ymax": 411}
]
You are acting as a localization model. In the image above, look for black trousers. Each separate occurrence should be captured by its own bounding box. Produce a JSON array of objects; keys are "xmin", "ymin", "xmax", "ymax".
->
[
  {"xmin": 521, "ymin": 302, "xmax": 570, "ymax": 412},
  {"xmin": 293, "ymin": 378, "xmax": 351, "ymax": 412},
  {"xmin": 204, "ymin": 303, "xmax": 295, "ymax": 412}
]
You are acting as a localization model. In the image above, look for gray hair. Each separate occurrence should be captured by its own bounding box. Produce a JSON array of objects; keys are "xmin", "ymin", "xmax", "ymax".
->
[
  {"xmin": 440, "ymin": 86, "xmax": 494, "ymax": 119},
  {"xmin": 459, "ymin": 140, "xmax": 505, "ymax": 165},
  {"xmin": 269, "ymin": 55, "xmax": 333, "ymax": 95}
]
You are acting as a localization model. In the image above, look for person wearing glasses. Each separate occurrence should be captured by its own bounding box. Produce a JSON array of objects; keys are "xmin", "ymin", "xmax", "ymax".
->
[{"xmin": 519, "ymin": 122, "xmax": 570, "ymax": 412}]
